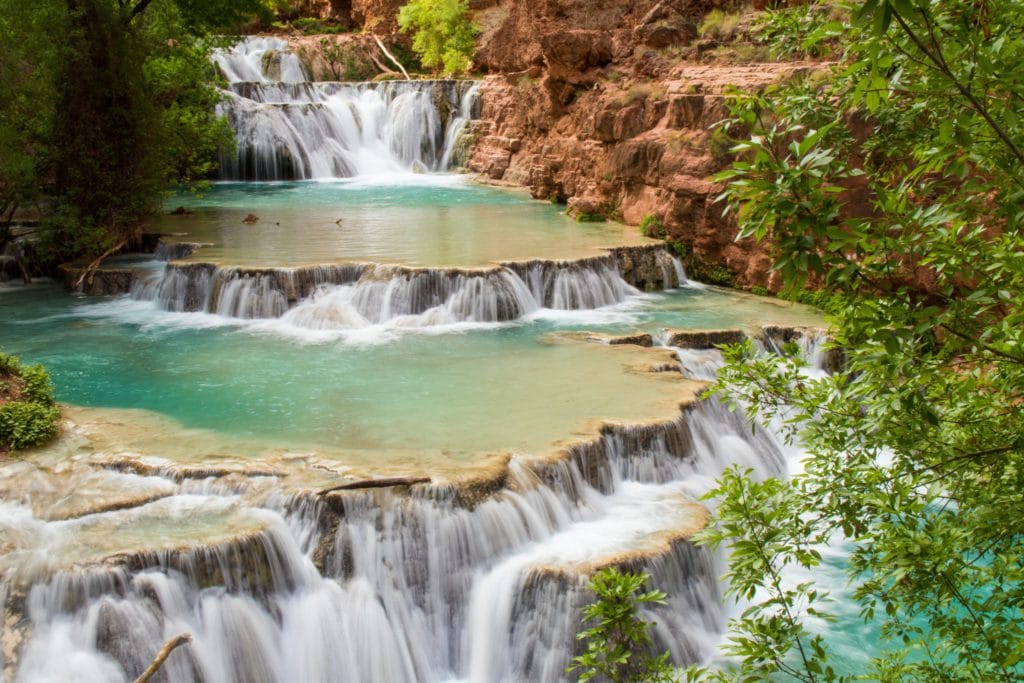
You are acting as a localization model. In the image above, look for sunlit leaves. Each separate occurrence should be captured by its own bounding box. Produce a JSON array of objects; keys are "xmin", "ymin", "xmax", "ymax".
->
[{"xmin": 397, "ymin": 0, "xmax": 477, "ymax": 75}]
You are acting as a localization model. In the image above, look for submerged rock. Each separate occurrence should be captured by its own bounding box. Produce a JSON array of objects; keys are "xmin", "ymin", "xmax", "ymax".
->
[{"xmin": 59, "ymin": 265, "xmax": 137, "ymax": 295}]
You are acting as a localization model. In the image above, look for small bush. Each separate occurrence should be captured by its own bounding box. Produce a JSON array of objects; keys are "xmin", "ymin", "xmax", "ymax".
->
[
  {"xmin": 757, "ymin": 2, "xmax": 847, "ymax": 59},
  {"xmin": 516, "ymin": 75, "xmax": 539, "ymax": 89},
  {"xmin": 699, "ymin": 10, "xmax": 742, "ymax": 41},
  {"xmin": 712, "ymin": 43, "xmax": 772, "ymax": 63},
  {"xmin": 21, "ymin": 364, "xmax": 56, "ymax": 405},
  {"xmin": 621, "ymin": 83, "xmax": 667, "ymax": 106},
  {"xmin": 0, "ymin": 352, "xmax": 21, "ymax": 376},
  {"xmin": 568, "ymin": 568, "xmax": 675, "ymax": 683},
  {"xmin": 671, "ymin": 241, "xmax": 738, "ymax": 286},
  {"xmin": 292, "ymin": 17, "xmax": 346, "ymax": 35},
  {"xmin": 574, "ymin": 212, "xmax": 606, "ymax": 223},
  {"xmin": 640, "ymin": 214, "xmax": 665, "ymax": 238},
  {"xmin": 0, "ymin": 402, "xmax": 60, "ymax": 451},
  {"xmin": 750, "ymin": 285, "xmax": 771, "ymax": 297},
  {"xmin": 0, "ymin": 351, "xmax": 60, "ymax": 452}
]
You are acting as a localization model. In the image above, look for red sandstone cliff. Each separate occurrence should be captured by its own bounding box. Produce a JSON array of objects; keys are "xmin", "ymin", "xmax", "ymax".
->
[{"xmin": 462, "ymin": 0, "xmax": 818, "ymax": 289}]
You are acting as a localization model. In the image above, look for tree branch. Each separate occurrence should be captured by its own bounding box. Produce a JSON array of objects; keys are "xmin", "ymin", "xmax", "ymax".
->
[
  {"xmin": 372, "ymin": 36, "xmax": 410, "ymax": 81},
  {"xmin": 889, "ymin": 8, "xmax": 1024, "ymax": 168},
  {"xmin": 939, "ymin": 324, "xmax": 1024, "ymax": 364},
  {"xmin": 127, "ymin": 0, "xmax": 155, "ymax": 23},
  {"xmin": 133, "ymin": 634, "xmax": 192, "ymax": 683},
  {"xmin": 73, "ymin": 238, "xmax": 129, "ymax": 290}
]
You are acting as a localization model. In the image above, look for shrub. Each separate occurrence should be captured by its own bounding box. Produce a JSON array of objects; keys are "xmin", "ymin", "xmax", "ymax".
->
[
  {"xmin": 756, "ymin": 2, "xmax": 847, "ymax": 60},
  {"xmin": 20, "ymin": 364, "xmax": 56, "ymax": 405},
  {"xmin": 699, "ymin": 10, "xmax": 742, "ymax": 41},
  {"xmin": 0, "ymin": 351, "xmax": 60, "ymax": 451},
  {"xmin": 0, "ymin": 401, "xmax": 60, "ymax": 451},
  {"xmin": 640, "ymin": 214, "xmax": 665, "ymax": 238},
  {"xmin": 621, "ymin": 83, "xmax": 668, "ymax": 106},
  {"xmin": 569, "ymin": 568, "xmax": 676, "ymax": 683},
  {"xmin": 397, "ymin": 0, "xmax": 478, "ymax": 75},
  {"xmin": 0, "ymin": 352, "xmax": 20, "ymax": 376}
]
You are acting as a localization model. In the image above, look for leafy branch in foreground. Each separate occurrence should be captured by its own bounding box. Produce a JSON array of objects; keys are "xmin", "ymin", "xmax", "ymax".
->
[
  {"xmin": 688, "ymin": 466, "xmax": 845, "ymax": 683},
  {"xmin": 570, "ymin": 568, "xmax": 678, "ymax": 683},
  {"xmin": 693, "ymin": 0, "xmax": 1024, "ymax": 680}
]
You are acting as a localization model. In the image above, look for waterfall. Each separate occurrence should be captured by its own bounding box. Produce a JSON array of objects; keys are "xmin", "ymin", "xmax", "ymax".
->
[
  {"xmin": 6, "ymin": 396, "xmax": 789, "ymax": 683},
  {"xmin": 129, "ymin": 245, "xmax": 684, "ymax": 330},
  {"xmin": 213, "ymin": 37, "xmax": 481, "ymax": 180}
]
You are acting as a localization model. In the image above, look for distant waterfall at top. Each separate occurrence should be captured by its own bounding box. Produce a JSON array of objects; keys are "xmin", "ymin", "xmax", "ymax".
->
[{"xmin": 213, "ymin": 37, "xmax": 481, "ymax": 180}]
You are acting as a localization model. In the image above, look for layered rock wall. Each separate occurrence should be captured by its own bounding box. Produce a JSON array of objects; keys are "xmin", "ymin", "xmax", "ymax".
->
[
  {"xmin": 457, "ymin": 0, "xmax": 820, "ymax": 289},
  {"xmin": 465, "ymin": 1, "xmax": 814, "ymax": 289}
]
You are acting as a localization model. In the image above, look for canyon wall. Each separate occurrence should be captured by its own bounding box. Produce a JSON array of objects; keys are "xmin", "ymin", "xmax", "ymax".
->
[{"xmin": 464, "ymin": 0, "xmax": 812, "ymax": 289}]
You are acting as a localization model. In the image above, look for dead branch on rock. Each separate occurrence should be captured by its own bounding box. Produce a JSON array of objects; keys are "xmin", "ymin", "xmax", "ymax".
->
[
  {"xmin": 638, "ymin": 0, "xmax": 693, "ymax": 26},
  {"xmin": 373, "ymin": 35, "xmax": 411, "ymax": 81},
  {"xmin": 133, "ymin": 633, "xmax": 192, "ymax": 683},
  {"xmin": 73, "ymin": 238, "xmax": 129, "ymax": 290}
]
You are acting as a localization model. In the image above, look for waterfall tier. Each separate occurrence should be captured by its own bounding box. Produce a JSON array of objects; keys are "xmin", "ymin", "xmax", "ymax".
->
[
  {"xmin": 214, "ymin": 37, "xmax": 480, "ymax": 180},
  {"xmin": 130, "ymin": 244, "xmax": 684, "ymax": 327},
  {"xmin": 0, "ymin": 276, "xmax": 830, "ymax": 681},
  {"xmin": 5, "ymin": 395, "xmax": 788, "ymax": 683}
]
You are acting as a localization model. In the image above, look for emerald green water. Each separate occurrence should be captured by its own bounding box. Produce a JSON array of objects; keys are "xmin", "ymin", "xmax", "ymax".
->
[
  {"xmin": 0, "ymin": 284, "xmax": 818, "ymax": 471},
  {"xmin": 0, "ymin": 180, "xmax": 821, "ymax": 470},
  {"xmin": 157, "ymin": 178, "xmax": 655, "ymax": 267}
]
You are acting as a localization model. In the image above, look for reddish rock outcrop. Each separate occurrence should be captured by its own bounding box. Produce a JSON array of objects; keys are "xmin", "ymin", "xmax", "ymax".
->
[{"xmin": 469, "ymin": 52, "xmax": 816, "ymax": 288}]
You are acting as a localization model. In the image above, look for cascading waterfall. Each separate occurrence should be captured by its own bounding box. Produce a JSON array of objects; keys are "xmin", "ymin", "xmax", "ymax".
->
[
  {"xmin": 213, "ymin": 37, "xmax": 480, "ymax": 180},
  {"xmin": 6, "ymin": 390, "xmax": 792, "ymax": 683},
  {"xmin": 0, "ymin": 33, "xmax": 840, "ymax": 683},
  {"xmin": 130, "ymin": 246, "xmax": 685, "ymax": 329}
]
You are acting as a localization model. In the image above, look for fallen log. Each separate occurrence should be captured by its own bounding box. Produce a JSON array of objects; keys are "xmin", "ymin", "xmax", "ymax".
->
[{"xmin": 317, "ymin": 476, "xmax": 431, "ymax": 496}]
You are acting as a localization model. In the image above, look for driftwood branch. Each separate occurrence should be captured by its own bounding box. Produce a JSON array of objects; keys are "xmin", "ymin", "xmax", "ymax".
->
[
  {"xmin": 73, "ymin": 238, "xmax": 128, "ymax": 290},
  {"xmin": 318, "ymin": 476, "xmax": 431, "ymax": 496},
  {"xmin": 638, "ymin": 0, "xmax": 691, "ymax": 26},
  {"xmin": 133, "ymin": 634, "xmax": 192, "ymax": 683},
  {"xmin": 372, "ymin": 36, "xmax": 411, "ymax": 81},
  {"xmin": 368, "ymin": 54, "xmax": 399, "ymax": 77}
]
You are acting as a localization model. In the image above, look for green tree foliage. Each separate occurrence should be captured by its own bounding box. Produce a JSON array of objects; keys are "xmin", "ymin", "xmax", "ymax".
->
[
  {"xmin": 0, "ymin": 352, "xmax": 59, "ymax": 452},
  {"xmin": 570, "ymin": 568, "xmax": 678, "ymax": 683},
  {"xmin": 691, "ymin": 0, "xmax": 1024, "ymax": 680},
  {"xmin": 0, "ymin": 0, "xmax": 267, "ymax": 263},
  {"xmin": 397, "ymin": 0, "xmax": 476, "ymax": 75},
  {"xmin": 0, "ymin": 3, "xmax": 62, "ymax": 226}
]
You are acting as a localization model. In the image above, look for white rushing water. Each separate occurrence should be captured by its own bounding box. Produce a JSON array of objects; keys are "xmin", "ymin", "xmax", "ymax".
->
[
  {"xmin": 1, "ymin": 331, "xmax": 844, "ymax": 683},
  {"xmin": 127, "ymin": 248, "xmax": 686, "ymax": 337},
  {"xmin": 212, "ymin": 37, "xmax": 480, "ymax": 180},
  {"xmin": 5, "ymin": 397, "xmax": 790, "ymax": 683}
]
